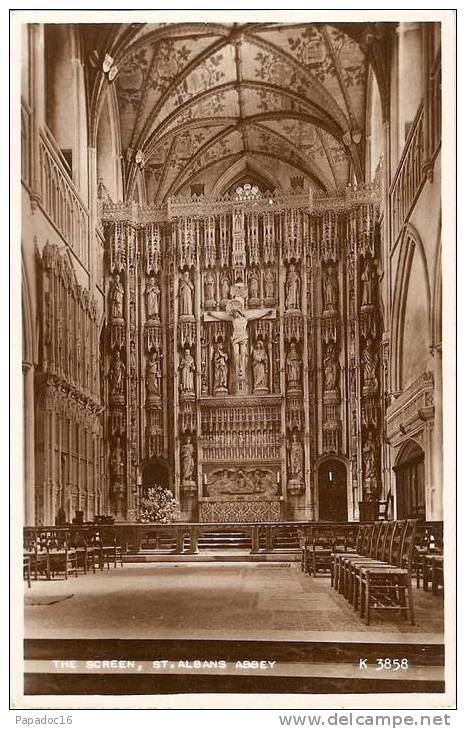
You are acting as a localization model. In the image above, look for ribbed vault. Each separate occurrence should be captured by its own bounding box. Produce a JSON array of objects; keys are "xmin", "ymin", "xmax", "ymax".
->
[{"xmin": 84, "ymin": 22, "xmax": 373, "ymax": 203}]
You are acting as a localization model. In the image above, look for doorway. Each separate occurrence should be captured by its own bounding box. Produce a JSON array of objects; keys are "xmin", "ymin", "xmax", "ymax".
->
[
  {"xmin": 318, "ymin": 460, "xmax": 348, "ymax": 521},
  {"xmin": 394, "ymin": 440, "xmax": 426, "ymax": 519},
  {"xmin": 141, "ymin": 459, "xmax": 170, "ymax": 494}
]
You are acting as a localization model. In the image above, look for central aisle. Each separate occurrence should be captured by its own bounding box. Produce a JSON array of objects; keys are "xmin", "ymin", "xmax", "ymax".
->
[{"xmin": 25, "ymin": 563, "xmax": 443, "ymax": 641}]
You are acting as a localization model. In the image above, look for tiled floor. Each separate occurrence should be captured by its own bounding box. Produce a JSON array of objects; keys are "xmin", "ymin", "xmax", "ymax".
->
[{"xmin": 24, "ymin": 562, "xmax": 444, "ymax": 641}]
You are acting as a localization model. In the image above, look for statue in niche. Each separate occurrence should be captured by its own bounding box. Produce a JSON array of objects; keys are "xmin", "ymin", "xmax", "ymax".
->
[
  {"xmin": 204, "ymin": 270, "xmax": 216, "ymax": 304},
  {"xmin": 146, "ymin": 350, "xmax": 161, "ymax": 397},
  {"xmin": 323, "ymin": 265, "xmax": 338, "ymax": 311},
  {"xmin": 180, "ymin": 436, "xmax": 195, "ymax": 485},
  {"xmin": 179, "ymin": 270, "xmax": 194, "ymax": 317},
  {"xmin": 288, "ymin": 433, "xmax": 304, "ymax": 488},
  {"xmin": 200, "ymin": 338, "xmax": 208, "ymax": 393},
  {"xmin": 213, "ymin": 340, "xmax": 229, "ymax": 393},
  {"xmin": 179, "ymin": 347, "xmax": 195, "ymax": 394},
  {"xmin": 110, "ymin": 439, "xmax": 125, "ymax": 480},
  {"xmin": 264, "ymin": 268, "xmax": 275, "ymax": 300},
  {"xmin": 363, "ymin": 431, "xmax": 378, "ymax": 496},
  {"xmin": 251, "ymin": 340, "xmax": 269, "ymax": 392},
  {"xmin": 129, "ymin": 340, "xmax": 137, "ymax": 375},
  {"xmin": 249, "ymin": 269, "xmax": 260, "ymax": 301},
  {"xmin": 109, "ymin": 272, "xmax": 124, "ymax": 321},
  {"xmin": 362, "ymin": 397, "xmax": 378, "ymax": 428},
  {"xmin": 145, "ymin": 276, "xmax": 161, "ymax": 320},
  {"xmin": 220, "ymin": 272, "xmax": 230, "ymax": 301},
  {"xmin": 361, "ymin": 259, "xmax": 376, "ymax": 307},
  {"xmin": 362, "ymin": 338, "xmax": 378, "ymax": 391},
  {"xmin": 129, "ymin": 299, "xmax": 137, "ymax": 328},
  {"xmin": 285, "ymin": 264, "xmax": 301, "ymax": 310},
  {"xmin": 323, "ymin": 343, "xmax": 338, "ymax": 392},
  {"xmin": 109, "ymin": 349, "xmax": 125, "ymax": 396},
  {"xmin": 206, "ymin": 294, "xmax": 275, "ymax": 392},
  {"xmin": 286, "ymin": 341, "xmax": 302, "ymax": 391}
]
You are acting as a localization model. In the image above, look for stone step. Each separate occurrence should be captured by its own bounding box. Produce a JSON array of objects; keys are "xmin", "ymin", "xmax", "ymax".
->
[
  {"xmin": 25, "ymin": 637, "xmax": 445, "ymax": 695},
  {"xmin": 124, "ymin": 552, "xmax": 301, "ymax": 562},
  {"xmin": 139, "ymin": 527, "xmax": 301, "ymax": 552}
]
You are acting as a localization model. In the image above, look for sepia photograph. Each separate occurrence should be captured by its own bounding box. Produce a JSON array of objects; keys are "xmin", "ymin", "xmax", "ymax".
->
[{"xmin": 11, "ymin": 8, "xmax": 456, "ymax": 710}]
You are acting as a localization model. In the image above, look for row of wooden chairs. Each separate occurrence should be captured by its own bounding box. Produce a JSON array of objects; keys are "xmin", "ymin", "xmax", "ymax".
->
[
  {"xmin": 412, "ymin": 523, "xmax": 444, "ymax": 593},
  {"xmin": 301, "ymin": 527, "xmax": 358, "ymax": 578},
  {"xmin": 23, "ymin": 528, "xmax": 123, "ymax": 585},
  {"xmin": 332, "ymin": 520, "xmax": 418, "ymax": 625}
]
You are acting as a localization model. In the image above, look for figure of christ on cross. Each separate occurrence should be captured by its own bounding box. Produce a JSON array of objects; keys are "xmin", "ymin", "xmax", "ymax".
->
[{"xmin": 204, "ymin": 297, "xmax": 276, "ymax": 393}]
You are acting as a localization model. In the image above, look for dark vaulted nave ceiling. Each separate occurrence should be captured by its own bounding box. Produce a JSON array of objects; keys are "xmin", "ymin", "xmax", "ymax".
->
[{"xmin": 84, "ymin": 22, "xmax": 373, "ymax": 203}]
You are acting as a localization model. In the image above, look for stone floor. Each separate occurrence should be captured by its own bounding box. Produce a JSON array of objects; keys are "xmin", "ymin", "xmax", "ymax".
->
[{"xmin": 24, "ymin": 562, "xmax": 443, "ymax": 642}]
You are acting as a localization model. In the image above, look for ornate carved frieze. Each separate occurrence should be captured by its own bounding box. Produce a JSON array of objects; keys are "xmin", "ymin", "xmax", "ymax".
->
[
  {"xmin": 386, "ymin": 371, "xmax": 434, "ymax": 444},
  {"xmin": 200, "ymin": 402, "xmax": 281, "ymax": 462},
  {"xmin": 39, "ymin": 242, "xmax": 101, "ymax": 406},
  {"xmin": 145, "ymin": 322, "xmax": 162, "ymax": 352},
  {"xmin": 144, "ymin": 222, "xmax": 162, "ymax": 275},
  {"xmin": 205, "ymin": 468, "xmax": 278, "ymax": 497},
  {"xmin": 199, "ymin": 499, "xmax": 281, "ymax": 523}
]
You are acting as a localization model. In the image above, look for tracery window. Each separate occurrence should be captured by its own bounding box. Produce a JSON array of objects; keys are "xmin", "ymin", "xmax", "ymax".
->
[{"xmin": 234, "ymin": 183, "xmax": 260, "ymax": 201}]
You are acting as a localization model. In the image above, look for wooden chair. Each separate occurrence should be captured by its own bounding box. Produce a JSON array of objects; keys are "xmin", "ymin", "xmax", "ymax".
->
[
  {"xmin": 413, "ymin": 523, "xmax": 443, "ymax": 588},
  {"xmin": 431, "ymin": 556, "xmax": 444, "ymax": 593},
  {"xmin": 23, "ymin": 530, "xmax": 49, "ymax": 580},
  {"xmin": 70, "ymin": 529, "xmax": 98, "ymax": 575},
  {"xmin": 352, "ymin": 520, "xmax": 402, "ymax": 611},
  {"xmin": 308, "ymin": 528, "xmax": 335, "ymax": 577},
  {"xmin": 338, "ymin": 523, "xmax": 379, "ymax": 598},
  {"xmin": 347, "ymin": 520, "xmax": 393, "ymax": 608},
  {"xmin": 332, "ymin": 525, "xmax": 365, "ymax": 591},
  {"xmin": 94, "ymin": 530, "xmax": 124, "ymax": 570},
  {"xmin": 357, "ymin": 519, "xmax": 417, "ymax": 625},
  {"xmin": 23, "ymin": 555, "xmax": 31, "ymax": 588},
  {"xmin": 376, "ymin": 490, "xmax": 393, "ymax": 520},
  {"xmin": 423, "ymin": 554, "xmax": 444, "ymax": 593},
  {"xmin": 328, "ymin": 530, "xmax": 349, "ymax": 586},
  {"xmin": 46, "ymin": 530, "xmax": 78, "ymax": 580},
  {"xmin": 300, "ymin": 530, "xmax": 309, "ymax": 573}
]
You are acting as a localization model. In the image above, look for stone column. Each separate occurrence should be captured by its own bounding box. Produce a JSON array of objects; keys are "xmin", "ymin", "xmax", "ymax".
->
[
  {"xmin": 430, "ymin": 346, "xmax": 443, "ymax": 520},
  {"xmin": 397, "ymin": 23, "xmax": 422, "ymax": 150},
  {"xmin": 29, "ymin": 24, "xmax": 45, "ymax": 210},
  {"xmin": 87, "ymin": 147, "xmax": 97, "ymax": 293},
  {"xmin": 23, "ymin": 363, "xmax": 36, "ymax": 525}
]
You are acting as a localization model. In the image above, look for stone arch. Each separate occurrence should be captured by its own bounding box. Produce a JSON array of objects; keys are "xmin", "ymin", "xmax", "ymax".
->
[
  {"xmin": 96, "ymin": 86, "xmax": 123, "ymax": 203},
  {"xmin": 210, "ymin": 156, "xmax": 281, "ymax": 199},
  {"xmin": 21, "ymin": 250, "xmax": 35, "ymax": 367},
  {"xmin": 140, "ymin": 458, "xmax": 171, "ymax": 492},
  {"xmin": 314, "ymin": 454, "xmax": 350, "ymax": 522},
  {"xmin": 393, "ymin": 438, "xmax": 426, "ymax": 520},
  {"xmin": 431, "ymin": 221, "xmax": 442, "ymax": 351},
  {"xmin": 43, "ymin": 24, "xmax": 89, "ymax": 195},
  {"xmin": 365, "ymin": 65, "xmax": 384, "ymax": 183},
  {"xmin": 390, "ymin": 224, "xmax": 431, "ymax": 393}
]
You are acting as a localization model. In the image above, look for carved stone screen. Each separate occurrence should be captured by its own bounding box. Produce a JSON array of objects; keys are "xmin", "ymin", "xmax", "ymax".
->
[{"xmin": 102, "ymin": 185, "xmax": 381, "ymax": 522}]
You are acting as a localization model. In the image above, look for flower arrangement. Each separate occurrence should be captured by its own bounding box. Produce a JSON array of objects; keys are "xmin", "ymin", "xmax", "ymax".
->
[{"xmin": 137, "ymin": 485, "xmax": 180, "ymax": 524}]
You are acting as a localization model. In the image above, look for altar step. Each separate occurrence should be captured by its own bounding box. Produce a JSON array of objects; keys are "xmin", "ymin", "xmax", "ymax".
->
[
  {"xmin": 124, "ymin": 551, "xmax": 300, "ymax": 562},
  {"xmin": 24, "ymin": 637, "xmax": 445, "ymax": 695},
  {"xmin": 139, "ymin": 527, "xmax": 301, "ymax": 552}
]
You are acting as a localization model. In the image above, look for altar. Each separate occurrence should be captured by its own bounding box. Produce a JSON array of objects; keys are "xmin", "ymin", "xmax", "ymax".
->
[{"xmin": 199, "ymin": 499, "xmax": 282, "ymax": 523}]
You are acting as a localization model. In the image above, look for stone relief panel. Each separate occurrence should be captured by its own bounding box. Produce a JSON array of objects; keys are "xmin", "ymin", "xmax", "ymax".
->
[{"xmin": 206, "ymin": 468, "xmax": 278, "ymax": 497}]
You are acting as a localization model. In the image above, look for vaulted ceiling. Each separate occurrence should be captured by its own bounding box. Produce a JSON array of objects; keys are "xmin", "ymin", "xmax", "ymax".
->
[{"xmin": 85, "ymin": 22, "xmax": 373, "ymax": 203}]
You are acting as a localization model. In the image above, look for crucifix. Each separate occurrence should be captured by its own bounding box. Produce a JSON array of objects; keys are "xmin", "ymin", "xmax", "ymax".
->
[{"xmin": 204, "ymin": 283, "xmax": 276, "ymax": 393}]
